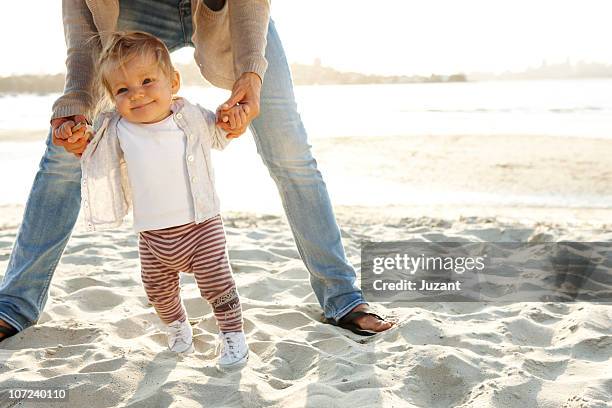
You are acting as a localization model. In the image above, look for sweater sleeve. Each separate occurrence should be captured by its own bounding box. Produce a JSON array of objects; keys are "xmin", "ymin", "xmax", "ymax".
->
[
  {"xmin": 198, "ymin": 105, "xmax": 232, "ymax": 151},
  {"xmin": 228, "ymin": 0, "xmax": 271, "ymax": 81},
  {"xmin": 51, "ymin": 0, "xmax": 101, "ymax": 121}
]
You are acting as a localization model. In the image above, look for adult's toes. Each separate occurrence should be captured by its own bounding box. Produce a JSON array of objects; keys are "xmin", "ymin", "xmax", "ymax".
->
[
  {"xmin": 375, "ymin": 320, "xmax": 394, "ymax": 331},
  {"xmin": 358, "ymin": 315, "xmax": 393, "ymax": 332}
]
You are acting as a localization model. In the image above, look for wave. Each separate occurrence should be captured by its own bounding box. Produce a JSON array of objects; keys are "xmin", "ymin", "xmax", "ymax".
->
[{"xmin": 415, "ymin": 106, "xmax": 608, "ymax": 114}]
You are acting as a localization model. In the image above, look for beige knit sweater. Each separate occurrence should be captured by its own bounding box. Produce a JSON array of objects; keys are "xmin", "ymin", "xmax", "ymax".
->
[{"xmin": 53, "ymin": 0, "xmax": 270, "ymax": 121}]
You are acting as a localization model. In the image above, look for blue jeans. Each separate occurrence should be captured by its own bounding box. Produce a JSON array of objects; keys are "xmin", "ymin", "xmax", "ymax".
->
[{"xmin": 0, "ymin": 1, "xmax": 365, "ymax": 332}]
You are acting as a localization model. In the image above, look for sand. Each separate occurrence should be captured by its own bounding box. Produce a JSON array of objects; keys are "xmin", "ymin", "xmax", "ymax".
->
[
  {"xmin": 312, "ymin": 134, "xmax": 612, "ymax": 208},
  {"xmin": 0, "ymin": 204, "xmax": 610, "ymax": 408}
]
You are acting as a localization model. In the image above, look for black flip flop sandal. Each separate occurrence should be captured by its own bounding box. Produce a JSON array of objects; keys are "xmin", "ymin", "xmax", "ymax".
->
[
  {"xmin": 330, "ymin": 310, "xmax": 388, "ymax": 336},
  {"xmin": 0, "ymin": 324, "xmax": 18, "ymax": 341}
]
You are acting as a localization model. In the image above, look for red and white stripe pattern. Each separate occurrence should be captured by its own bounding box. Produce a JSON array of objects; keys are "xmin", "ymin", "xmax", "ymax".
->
[{"xmin": 138, "ymin": 214, "xmax": 242, "ymax": 332}]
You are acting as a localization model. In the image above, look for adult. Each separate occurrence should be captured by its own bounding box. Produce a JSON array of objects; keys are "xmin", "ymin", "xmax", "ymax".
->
[{"xmin": 0, "ymin": 0, "xmax": 393, "ymax": 341}]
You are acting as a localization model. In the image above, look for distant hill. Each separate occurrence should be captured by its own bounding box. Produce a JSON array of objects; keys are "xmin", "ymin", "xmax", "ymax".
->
[
  {"xmin": 3, "ymin": 60, "xmax": 612, "ymax": 95},
  {"xmin": 0, "ymin": 62, "xmax": 466, "ymax": 95},
  {"xmin": 469, "ymin": 61, "xmax": 612, "ymax": 81},
  {"xmin": 288, "ymin": 62, "xmax": 466, "ymax": 85},
  {"xmin": 0, "ymin": 74, "xmax": 66, "ymax": 94}
]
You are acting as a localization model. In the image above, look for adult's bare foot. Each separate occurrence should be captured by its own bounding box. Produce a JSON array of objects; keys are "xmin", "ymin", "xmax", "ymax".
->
[{"xmin": 349, "ymin": 304, "xmax": 394, "ymax": 333}]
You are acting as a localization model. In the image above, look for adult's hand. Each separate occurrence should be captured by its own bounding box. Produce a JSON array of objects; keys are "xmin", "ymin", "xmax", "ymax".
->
[
  {"xmin": 216, "ymin": 72, "xmax": 262, "ymax": 138},
  {"xmin": 51, "ymin": 114, "xmax": 89, "ymax": 158}
]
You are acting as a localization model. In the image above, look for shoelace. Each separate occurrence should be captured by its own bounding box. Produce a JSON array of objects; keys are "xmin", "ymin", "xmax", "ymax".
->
[
  {"xmin": 218, "ymin": 334, "xmax": 238, "ymax": 357},
  {"xmin": 169, "ymin": 322, "xmax": 190, "ymax": 348}
]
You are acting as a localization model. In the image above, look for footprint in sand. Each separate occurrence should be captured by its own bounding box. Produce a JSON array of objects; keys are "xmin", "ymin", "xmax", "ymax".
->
[
  {"xmin": 1, "ymin": 326, "xmax": 102, "ymax": 350},
  {"xmin": 79, "ymin": 356, "xmax": 127, "ymax": 373},
  {"xmin": 407, "ymin": 352, "xmax": 482, "ymax": 408},
  {"xmin": 501, "ymin": 317, "xmax": 554, "ymax": 347},
  {"xmin": 521, "ymin": 357, "xmax": 569, "ymax": 380},
  {"xmin": 66, "ymin": 287, "xmax": 124, "ymax": 312},
  {"xmin": 254, "ymin": 310, "xmax": 314, "ymax": 331},
  {"xmin": 261, "ymin": 341, "xmax": 319, "ymax": 381},
  {"xmin": 570, "ymin": 335, "xmax": 612, "ymax": 362},
  {"xmin": 63, "ymin": 276, "xmax": 112, "ymax": 293}
]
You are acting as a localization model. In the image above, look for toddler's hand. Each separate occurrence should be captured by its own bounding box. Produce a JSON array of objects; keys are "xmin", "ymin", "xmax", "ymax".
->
[
  {"xmin": 62, "ymin": 122, "xmax": 90, "ymax": 143},
  {"xmin": 51, "ymin": 115, "xmax": 92, "ymax": 157},
  {"xmin": 217, "ymin": 104, "xmax": 249, "ymax": 138}
]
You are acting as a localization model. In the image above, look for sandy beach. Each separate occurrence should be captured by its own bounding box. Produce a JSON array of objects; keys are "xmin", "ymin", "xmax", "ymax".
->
[
  {"xmin": 0, "ymin": 127, "xmax": 610, "ymax": 407},
  {"xmin": 0, "ymin": 204, "xmax": 610, "ymax": 407},
  {"xmin": 0, "ymin": 119, "xmax": 611, "ymax": 408}
]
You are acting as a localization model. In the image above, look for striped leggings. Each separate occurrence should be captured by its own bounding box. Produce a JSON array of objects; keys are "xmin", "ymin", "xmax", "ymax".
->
[{"xmin": 138, "ymin": 214, "xmax": 242, "ymax": 332}]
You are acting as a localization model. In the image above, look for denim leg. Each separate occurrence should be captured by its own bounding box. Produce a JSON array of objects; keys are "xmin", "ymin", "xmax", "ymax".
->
[
  {"xmin": 250, "ymin": 20, "xmax": 365, "ymax": 321},
  {"xmin": 0, "ymin": 130, "xmax": 82, "ymax": 331}
]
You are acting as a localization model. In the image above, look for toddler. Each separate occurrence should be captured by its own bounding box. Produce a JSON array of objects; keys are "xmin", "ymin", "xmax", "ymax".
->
[{"xmin": 72, "ymin": 31, "xmax": 249, "ymax": 369}]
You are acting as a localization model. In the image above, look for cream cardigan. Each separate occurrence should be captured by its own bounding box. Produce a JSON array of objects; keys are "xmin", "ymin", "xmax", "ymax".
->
[{"xmin": 53, "ymin": 0, "xmax": 270, "ymax": 121}]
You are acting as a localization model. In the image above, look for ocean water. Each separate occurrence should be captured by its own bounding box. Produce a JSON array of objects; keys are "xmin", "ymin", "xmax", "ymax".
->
[
  {"xmin": 2, "ymin": 79, "xmax": 612, "ymax": 138},
  {"xmin": 1, "ymin": 80, "xmax": 611, "ymax": 211}
]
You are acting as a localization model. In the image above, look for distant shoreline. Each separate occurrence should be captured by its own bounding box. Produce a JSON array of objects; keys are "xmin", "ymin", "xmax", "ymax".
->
[
  {"xmin": 0, "ymin": 62, "xmax": 459, "ymax": 95},
  {"xmin": 4, "ymin": 60, "xmax": 612, "ymax": 95}
]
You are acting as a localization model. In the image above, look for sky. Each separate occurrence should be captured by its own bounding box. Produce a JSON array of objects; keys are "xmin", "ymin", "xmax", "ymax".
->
[{"xmin": 1, "ymin": 0, "xmax": 611, "ymax": 76}]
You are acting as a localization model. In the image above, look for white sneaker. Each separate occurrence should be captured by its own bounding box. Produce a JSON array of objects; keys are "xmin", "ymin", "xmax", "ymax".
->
[
  {"xmin": 217, "ymin": 331, "xmax": 249, "ymax": 369},
  {"xmin": 167, "ymin": 319, "xmax": 194, "ymax": 353}
]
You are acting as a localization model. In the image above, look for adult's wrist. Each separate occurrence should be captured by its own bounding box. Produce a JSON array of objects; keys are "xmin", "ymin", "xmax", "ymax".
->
[{"xmin": 241, "ymin": 71, "xmax": 263, "ymax": 85}]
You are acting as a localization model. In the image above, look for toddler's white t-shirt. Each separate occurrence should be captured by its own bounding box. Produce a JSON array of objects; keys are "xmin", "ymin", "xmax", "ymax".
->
[{"xmin": 117, "ymin": 115, "xmax": 195, "ymax": 232}]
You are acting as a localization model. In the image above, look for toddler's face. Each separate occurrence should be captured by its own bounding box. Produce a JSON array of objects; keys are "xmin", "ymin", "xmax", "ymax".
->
[{"xmin": 106, "ymin": 52, "xmax": 179, "ymax": 124}]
